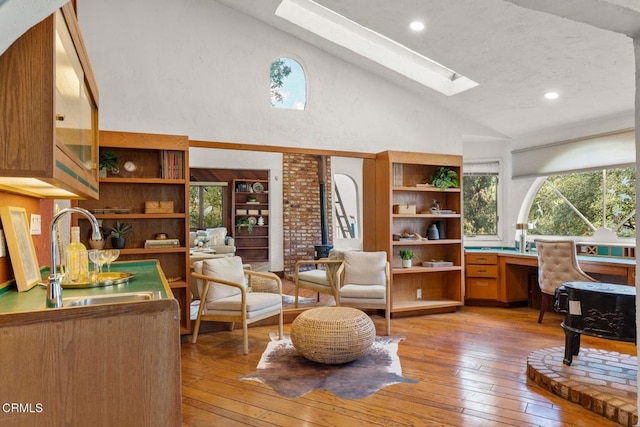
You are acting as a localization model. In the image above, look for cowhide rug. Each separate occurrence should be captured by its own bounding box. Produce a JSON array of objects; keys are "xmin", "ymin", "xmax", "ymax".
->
[{"xmin": 239, "ymin": 333, "xmax": 417, "ymax": 399}]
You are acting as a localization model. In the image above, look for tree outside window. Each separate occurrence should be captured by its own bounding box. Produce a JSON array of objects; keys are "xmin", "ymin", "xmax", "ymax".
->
[
  {"xmin": 189, "ymin": 184, "xmax": 225, "ymax": 230},
  {"xmin": 270, "ymin": 57, "xmax": 306, "ymax": 110},
  {"xmin": 528, "ymin": 167, "xmax": 635, "ymax": 238},
  {"xmin": 463, "ymin": 162, "xmax": 500, "ymax": 237}
]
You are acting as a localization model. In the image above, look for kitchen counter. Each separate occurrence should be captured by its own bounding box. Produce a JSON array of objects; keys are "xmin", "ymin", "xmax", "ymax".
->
[
  {"xmin": 0, "ymin": 259, "xmax": 173, "ymax": 314},
  {"xmin": 0, "ymin": 259, "xmax": 182, "ymax": 426}
]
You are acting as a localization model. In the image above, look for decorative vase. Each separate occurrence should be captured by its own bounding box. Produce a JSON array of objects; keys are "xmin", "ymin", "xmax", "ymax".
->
[
  {"xmin": 436, "ymin": 221, "xmax": 446, "ymax": 239},
  {"xmin": 428, "ymin": 224, "xmax": 440, "ymax": 240},
  {"xmin": 111, "ymin": 236, "xmax": 126, "ymax": 249},
  {"xmin": 89, "ymin": 238, "xmax": 105, "ymax": 250},
  {"xmin": 402, "ymin": 259, "xmax": 412, "ymax": 268}
]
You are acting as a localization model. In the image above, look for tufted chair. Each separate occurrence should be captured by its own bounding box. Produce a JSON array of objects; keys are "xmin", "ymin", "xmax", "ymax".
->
[{"xmin": 534, "ymin": 239, "xmax": 595, "ymax": 323}]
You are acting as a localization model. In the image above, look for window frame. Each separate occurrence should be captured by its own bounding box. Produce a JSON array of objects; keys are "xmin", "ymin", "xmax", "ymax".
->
[
  {"xmin": 189, "ymin": 181, "xmax": 228, "ymax": 231},
  {"xmin": 521, "ymin": 167, "xmax": 636, "ymax": 244},
  {"xmin": 463, "ymin": 160, "xmax": 503, "ymax": 242}
]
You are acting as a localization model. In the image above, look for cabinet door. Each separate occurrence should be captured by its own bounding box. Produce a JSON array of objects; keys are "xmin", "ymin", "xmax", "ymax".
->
[{"xmin": 55, "ymin": 9, "xmax": 97, "ymax": 174}]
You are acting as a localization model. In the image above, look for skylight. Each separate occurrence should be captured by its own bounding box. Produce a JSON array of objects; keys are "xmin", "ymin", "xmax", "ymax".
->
[{"xmin": 275, "ymin": 0, "xmax": 478, "ymax": 96}]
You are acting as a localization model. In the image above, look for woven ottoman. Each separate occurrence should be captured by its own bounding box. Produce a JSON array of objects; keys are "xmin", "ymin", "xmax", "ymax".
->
[{"xmin": 290, "ymin": 307, "xmax": 375, "ymax": 364}]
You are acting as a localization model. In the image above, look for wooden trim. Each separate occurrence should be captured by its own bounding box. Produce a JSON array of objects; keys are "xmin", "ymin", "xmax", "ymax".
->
[{"xmin": 189, "ymin": 139, "xmax": 377, "ymax": 159}]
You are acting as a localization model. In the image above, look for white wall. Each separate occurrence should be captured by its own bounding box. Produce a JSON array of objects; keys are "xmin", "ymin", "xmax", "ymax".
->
[{"xmin": 77, "ymin": 0, "xmax": 471, "ymax": 154}]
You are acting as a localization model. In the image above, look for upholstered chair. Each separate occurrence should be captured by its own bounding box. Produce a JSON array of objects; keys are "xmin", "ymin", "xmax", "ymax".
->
[
  {"xmin": 191, "ymin": 256, "xmax": 283, "ymax": 354},
  {"xmin": 336, "ymin": 251, "xmax": 391, "ymax": 335},
  {"xmin": 534, "ymin": 239, "xmax": 596, "ymax": 323},
  {"xmin": 293, "ymin": 249, "xmax": 345, "ymax": 307}
]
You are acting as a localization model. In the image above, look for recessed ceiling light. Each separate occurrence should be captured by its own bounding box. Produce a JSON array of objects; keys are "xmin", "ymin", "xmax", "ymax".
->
[
  {"xmin": 544, "ymin": 91, "xmax": 559, "ymax": 100},
  {"xmin": 409, "ymin": 21, "xmax": 425, "ymax": 32}
]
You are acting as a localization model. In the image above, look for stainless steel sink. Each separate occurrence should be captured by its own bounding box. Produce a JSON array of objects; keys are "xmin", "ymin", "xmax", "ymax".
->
[{"xmin": 63, "ymin": 291, "xmax": 162, "ymax": 307}]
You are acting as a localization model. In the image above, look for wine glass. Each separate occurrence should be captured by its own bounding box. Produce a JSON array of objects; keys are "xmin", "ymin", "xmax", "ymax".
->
[
  {"xmin": 106, "ymin": 249, "xmax": 120, "ymax": 272},
  {"xmin": 89, "ymin": 249, "xmax": 108, "ymax": 275}
]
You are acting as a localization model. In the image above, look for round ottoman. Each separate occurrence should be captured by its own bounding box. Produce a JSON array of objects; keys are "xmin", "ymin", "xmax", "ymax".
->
[{"xmin": 290, "ymin": 307, "xmax": 375, "ymax": 364}]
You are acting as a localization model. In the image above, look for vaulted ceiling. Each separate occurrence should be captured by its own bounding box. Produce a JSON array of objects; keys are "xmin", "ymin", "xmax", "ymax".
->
[{"xmin": 216, "ymin": 0, "xmax": 639, "ymax": 141}]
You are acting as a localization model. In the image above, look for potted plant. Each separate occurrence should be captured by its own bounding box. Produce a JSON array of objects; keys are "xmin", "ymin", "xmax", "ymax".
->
[
  {"xmin": 109, "ymin": 220, "xmax": 132, "ymax": 249},
  {"xmin": 99, "ymin": 150, "xmax": 119, "ymax": 177},
  {"xmin": 430, "ymin": 167, "xmax": 459, "ymax": 190},
  {"xmin": 236, "ymin": 217, "xmax": 254, "ymax": 233},
  {"xmin": 399, "ymin": 249, "xmax": 414, "ymax": 268}
]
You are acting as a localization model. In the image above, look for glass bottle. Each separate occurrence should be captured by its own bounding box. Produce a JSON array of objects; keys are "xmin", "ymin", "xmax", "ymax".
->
[{"xmin": 64, "ymin": 226, "xmax": 89, "ymax": 283}]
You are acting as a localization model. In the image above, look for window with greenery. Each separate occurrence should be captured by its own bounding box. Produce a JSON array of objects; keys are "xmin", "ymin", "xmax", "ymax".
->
[
  {"xmin": 189, "ymin": 183, "xmax": 226, "ymax": 230},
  {"xmin": 528, "ymin": 167, "xmax": 636, "ymax": 238},
  {"xmin": 270, "ymin": 57, "xmax": 306, "ymax": 110},
  {"xmin": 463, "ymin": 162, "xmax": 500, "ymax": 237}
]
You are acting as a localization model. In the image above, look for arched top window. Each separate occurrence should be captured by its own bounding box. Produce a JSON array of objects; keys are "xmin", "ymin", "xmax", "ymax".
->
[
  {"xmin": 270, "ymin": 57, "xmax": 306, "ymax": 110},
  {"xmin": 524, "ymin": 166, "xmax": 636, "ymax": 242}
]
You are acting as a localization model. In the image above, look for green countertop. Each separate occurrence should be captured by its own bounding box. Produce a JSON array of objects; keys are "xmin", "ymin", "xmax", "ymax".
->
[
  {"xmin": 464, "ymin": 247, "xmax": 635, "ymax": 266},
  {"xmin": 0, "ymin": 260, "xmax": 171, "ymax": 315}
]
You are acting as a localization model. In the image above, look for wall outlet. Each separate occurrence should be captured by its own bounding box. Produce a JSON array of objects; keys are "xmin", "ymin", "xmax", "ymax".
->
[
  {"xmin": 30, "ymin": 214, "xmax": 41, "ymax": 235},
  {"xmin": 416, "ymin": 288, "xmax": 422, "ymax": 299}
]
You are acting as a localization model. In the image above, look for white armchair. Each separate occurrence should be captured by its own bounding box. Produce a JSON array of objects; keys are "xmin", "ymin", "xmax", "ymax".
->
[
  {"xmin": 191, "ymin": 256, "xmax": 283, "ymax": 354},
  {"xmin": 337, "ymin": 251, "xmax": 391, "ymax": 335}
]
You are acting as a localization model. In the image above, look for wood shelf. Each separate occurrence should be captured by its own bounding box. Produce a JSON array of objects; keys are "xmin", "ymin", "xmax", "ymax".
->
[
  {"xmin": 364, "ymin": 151, "xmax": 464, "ymax": 316},
  {"xmin": 232, "ymin": 179, "xmax": 270, "ymax": 263},
  {"xmin": 77, "ymin": 130, "xmax": 192, "ymax": 334},
  {"xmin": 100, "ymin": 177, "xmax": 186, "ymax": 185}
]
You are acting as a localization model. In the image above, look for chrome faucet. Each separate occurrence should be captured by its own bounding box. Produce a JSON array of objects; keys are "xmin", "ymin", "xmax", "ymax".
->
[{"xmin": 47, "ymin": 207, "xmax": 102, "ymax": 308}]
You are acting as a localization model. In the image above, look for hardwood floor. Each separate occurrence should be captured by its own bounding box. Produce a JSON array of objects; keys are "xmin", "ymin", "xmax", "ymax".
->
[{"xmin": 181, "ymin": 303, "xmax": 635, "ymax": 426}]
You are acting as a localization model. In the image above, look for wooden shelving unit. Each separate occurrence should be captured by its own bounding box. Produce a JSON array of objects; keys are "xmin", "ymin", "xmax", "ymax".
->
[
  {"xmin": 364, "ymin": 151, "xmax": 464, "ymax": 316},
  {"xmin": 231, "ymin": 179, "xmax": 269, "ymax": 263},
  {"xmin": 77, "ymin": 130, "xmax": 191, "ymax": 334}
]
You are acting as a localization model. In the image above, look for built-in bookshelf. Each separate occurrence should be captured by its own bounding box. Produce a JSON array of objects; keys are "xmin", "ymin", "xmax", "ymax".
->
[
  {"xmin": 77, "ymin": 130, "xmax": 191, "ymax": 334},
  {"xmin": 364, "ymin": 150, "xmax": 465, "ymax": 315}
]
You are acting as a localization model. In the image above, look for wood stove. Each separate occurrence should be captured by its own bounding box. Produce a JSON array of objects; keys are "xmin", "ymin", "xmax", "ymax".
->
[{"xmin": 555, "ymin": 281, "xmax": 636, "ymax": 366}]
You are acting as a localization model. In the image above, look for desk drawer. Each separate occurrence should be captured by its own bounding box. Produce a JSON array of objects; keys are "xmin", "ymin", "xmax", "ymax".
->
[
  {"xmin": 466, "ymin": 254, "xmax": 497, "ymax": 265},
  {"xmin": 466, "ymin": 265, "xmax": 498, "ymax": 278},
  {"xmin": 467, "ymin": 278, "xmax": 498, "ymax": 299}
]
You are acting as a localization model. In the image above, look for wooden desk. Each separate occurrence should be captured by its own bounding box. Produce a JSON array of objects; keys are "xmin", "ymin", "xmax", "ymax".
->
[{"xmin": 465, "ymin": 249, "xmax": 636, "ymax": 306}]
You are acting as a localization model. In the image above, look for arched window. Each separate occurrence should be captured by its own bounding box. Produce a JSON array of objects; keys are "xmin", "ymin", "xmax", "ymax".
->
[
  {"xmin": 270, "ymin": 57, "xmax": 306, "ymax": 110},
  {"xmin": 523, "ymin": 166, "xmax": 635, "ymax": 241}
]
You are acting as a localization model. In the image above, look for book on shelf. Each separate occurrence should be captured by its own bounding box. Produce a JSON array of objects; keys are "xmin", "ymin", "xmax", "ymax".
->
[
  {"xmin": 160, "ymin": 150, "xmax": 184, "ymax": 179},
  {"xmin": 144, "ymin": 238, "xmax": 180, "ymax": 248}
]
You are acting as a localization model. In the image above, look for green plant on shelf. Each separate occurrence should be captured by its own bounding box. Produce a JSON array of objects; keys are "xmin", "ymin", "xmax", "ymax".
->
[
  {"xmin": 399, "ymin": 249, "xmax": 414, "ymax": 260},
  {"xmin": 99, "ymin": 150, "xmax": 119, "ymax": 174},
  {"xmin": 236, "ymin": 217, "xmax": 254, "ymax": 233},
  {"xmin": 430, "ymin": 167, "xmax": 459, "ymax": 190}
]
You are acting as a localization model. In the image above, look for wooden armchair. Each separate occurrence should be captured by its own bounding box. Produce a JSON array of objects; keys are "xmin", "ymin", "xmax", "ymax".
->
[
  {"xmin": 293, "ymin": 259, "xmax": 344, "ymax": 308},
  {"xmin": 191, "ymin": 256, "xmax": 283, "ymax": 354}
]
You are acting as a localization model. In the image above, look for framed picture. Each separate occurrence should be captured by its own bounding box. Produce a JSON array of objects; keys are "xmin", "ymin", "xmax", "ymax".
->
[{"xmin": 0, "ymin": 206, "xmax": 41, "ymax": 292}]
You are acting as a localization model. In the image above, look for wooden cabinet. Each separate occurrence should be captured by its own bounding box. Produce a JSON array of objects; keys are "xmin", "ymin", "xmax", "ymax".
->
[
  {"xmin": 364, "ymin": 151, "xmax": 464, "ymax": 315},
  {"xmin": 77, "ymin": 130, "xmax": 191, "ymax": 333},
  {"xmin": 231, "ymin": 179, "xmax": 269, "ymax": 263},
  {"xmin": 465, "ymin": 253, "xmax": 498, "ymax": 300},
  {"xmin": 0, "ymin": 4, "xmax": 99, "ymax": 199}
]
